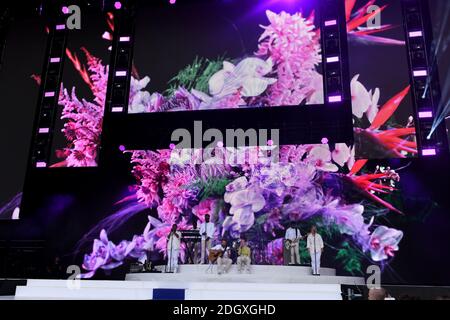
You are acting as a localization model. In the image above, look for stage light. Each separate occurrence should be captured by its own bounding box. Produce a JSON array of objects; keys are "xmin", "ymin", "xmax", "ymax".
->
[
  {"xmin": 418, "ymin": 111, "xmax": 433, "ymax": 118},
  {"xmin": 50, "ymin": 57, "xmax": 61, "ymax": 63},
  {"xmin": 111, "ymin": 106, "xmax": 124, "ymax": 112},
  {"xmin": 422, "ymin": 148, "xmax": 437, "ymax": 156},
  {"xmin": 409, "ymin": 31, "xmax": 423, "ymax": 38},
  {"xmin": 267, "ymin": 140, "xmax": 274, "ymax": 146},
  {"xmin": 115, "ymin": 71, "xmax": 127, "ymax": 77},
  {"xmin": 56, "ymin": 24, "xmax": 65, "ymax": 30},
  {"xmin": 328, "ymin": 95, "xmax": 342, "ymax": 103},
  {"xmin": 36, "ymin": 162, "xmax": 47, "ymax": 168},
  {"xmin": 114, "ymin": 1, "xmax": 122, "ymax": 10},
  {"xmin": 326, "ymin": 56, "xmax": 339, "ymax": 63},
  {"xmin": 324, "ymin": 20, "xmax": 337, "ymax": 27},
  {"xmin": 321, "ymin": 137, "xmax": 329, "ymax": 144},
  {"xmin": 119, "ymin": 36, "xmax": 130, "ymax": 42},
  {"xmin": 118, "ymin": 145, "xmax": 126, "ymax": 152},
  {"xmin": 38, "ymin": 128, "xmax": 50, "ymax": 134},
  {"xmin": 44, "ymin": 91, "xmax": 55, "ymax": 97},
  {"xmin": 169, "ymin": 143, "xmax": 176, "ymax": 150},
  {"xmin": 413, "ymin": 69, "xmax": 428, "ymax": 77},
  {"xmin": 61, "ymin": 6, "xmax": 69, "ymax": 14},
  {"xmin": 169, "ymin": 0, "xmax": 177, "ymax": 4},
  {"xmin": 217, "ymin": 141, "xmax": 224, "ymax": 148}
]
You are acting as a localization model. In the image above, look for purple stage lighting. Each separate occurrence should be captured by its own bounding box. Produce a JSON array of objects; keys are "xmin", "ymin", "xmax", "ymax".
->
[
  {"xmin": 44, "ymin": 91, "xmax": 55, "ymax": 97},
  {"xmin": 119, "ymin": 36, "xmax": 130, "ymax": 42},
  {"xmin": 169, "ymin": 0, "xmax": 177, "ymax": 4},
  {"xmin": 114, "ymin": 1, "xmax": 122, "ymax": 9},
  {"xmin": 115, "ymin": 71, "xmax": 127, "ymax": 77},
  {"xmin": 422, "ymin": 148, "xmax": 436, "ymax": 156},
  {"xmin": 326, "ymin": 56, "xmax": 339, "ymax": 63},
  {"xmin": 328, "ymin": 95, "xmax": 342, "ymax": 103},
  {"xmin": 324, "ymin": 20, "xmax": 337, "ymax": 27},
  {"xmin": 39, "ymin": 128, "xmax": 49, "ymax": 134},
  {"xmin": 62, "ymin": 6, "xmax": 69, "ymax": 14},
  {"xmin": 50, "ymin": 57, "xmax": 61, "ymax": 63},
  {"xmin": 413, "ymin": 69, "xmax": 428, "ymax": 77},
  {"xmin": 111, "ymin": 106, "xmax": 124, "ymax": 112},
  {"xmin": 56, "ymin": 24, "xmax": 66, "ymax": 30},
  {"xmin": 321, "ymin": 137, "xmax": 329, "ymax": 144},
  {"xmin": 418, "ymin": 111, "xmax": 433, "ymax": 118},
  {"xmin": 36, "ymin": 162, "xmax": 47, "ymax": 168},
  {"xmin": 408, "ymin": 31, "xmax": 423, "ymax": 38},
  {"xmin": 118, "ymin": 145, "xmax": 126, "ymax": 152}
]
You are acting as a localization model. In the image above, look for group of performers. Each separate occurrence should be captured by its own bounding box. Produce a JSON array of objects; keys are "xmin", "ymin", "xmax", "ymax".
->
[{"xmin": 166, "ymin": 214, "xmax": 324, "ymax": 275}]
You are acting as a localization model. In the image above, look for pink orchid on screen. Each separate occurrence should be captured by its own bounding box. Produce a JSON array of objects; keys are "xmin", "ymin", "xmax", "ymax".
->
[{"xmin": 369, "ymin": 226, "xmax": 403, "ymax": 261}]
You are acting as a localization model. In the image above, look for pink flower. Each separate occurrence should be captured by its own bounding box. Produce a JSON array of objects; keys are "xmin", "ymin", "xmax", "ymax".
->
[
  {"xmin": 257, "ymin": 10, "xmax": 322, "ymax": 106},
  {"xmin": 369, "ymin": 226, "xmax": 403, "ymax": 261},
  {"xmin": 192, "ymin": 199, "xmax": 216, "ymax": 222}
]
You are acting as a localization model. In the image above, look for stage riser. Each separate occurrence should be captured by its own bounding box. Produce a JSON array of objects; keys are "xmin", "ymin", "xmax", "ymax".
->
[
  {"xmin": 14, "ymin": 281, "xmax": 342, "ymax": 300},
  {"xmin": 155, "ymin": 265, "xmax": 336, "ymax": 276}
]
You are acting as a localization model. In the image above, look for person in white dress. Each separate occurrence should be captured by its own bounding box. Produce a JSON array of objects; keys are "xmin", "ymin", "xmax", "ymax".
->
[
  {"xmin": 306, "ymin": 225, "xmax": 324, "ymax": 275},
  {"xmin": 199, "ymin": 214, "xmax": 215, "ymax": 264},
  {"xmin": 166, "ymin": 224, "xmax": 182, "ymax": 273}
]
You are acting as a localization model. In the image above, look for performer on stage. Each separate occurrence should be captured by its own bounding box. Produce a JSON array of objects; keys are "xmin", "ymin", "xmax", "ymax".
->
[
  {"xmin": 306, "ymin": 225, "xmax": 324, "ymax": 275},
  {"xmin": 236, "ymin": 236, "xmax": 251, "ymax": 273},
  {"xmin": 284, "ymin": 223, "xmax": 302, "ymax": 265},
  {"xmin": 199, "ymin": 214, "xmax": 215, "ymax": 264},
  {"xmin": 211, "ymin": 239, "xmax": 232, "ymax": 275},
  {"xmin": 166, "ymin": 224, "xmax": 182, "ymax": 273}
]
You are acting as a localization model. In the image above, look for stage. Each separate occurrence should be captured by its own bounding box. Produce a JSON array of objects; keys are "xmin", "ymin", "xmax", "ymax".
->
[{"xmin": 13, "ymin": 265, "xmax": 365, "ymax": 300}]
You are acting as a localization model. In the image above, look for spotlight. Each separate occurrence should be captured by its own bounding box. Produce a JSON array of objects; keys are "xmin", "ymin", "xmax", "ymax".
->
[
  {"xmin": 114, "ymin": 1, "xmax": 122, "ymax": 10},
  {"xmin": 321, "ymin": 137, "xmax": 329, "ymax": 144},
  {"xmin": 169, "ymin": 0, "xmax": 177, "ymax": 4},
  {"xmin": 61, "ymin": 6, "xmax": 69, "ymax": 14},
  {"xmin": 118, "ymin": 145, "xmax": 126, "ymax": 152}
]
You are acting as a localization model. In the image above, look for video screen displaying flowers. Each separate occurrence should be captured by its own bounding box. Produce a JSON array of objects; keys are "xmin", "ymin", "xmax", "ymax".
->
[
  {"xmin": 48, "ymin": 10, "xmax": 113, "ymax": 168},
  {"xmin": 79, "ymin": 143, "xmax": 405, "ymax": 278},
  {"xmin": 347, "ymin": 0, "xmax": 417, "ymax": 159},
  {"xmin": 129, "ymin": 0, "xmax": 323, "ymax": 113}
]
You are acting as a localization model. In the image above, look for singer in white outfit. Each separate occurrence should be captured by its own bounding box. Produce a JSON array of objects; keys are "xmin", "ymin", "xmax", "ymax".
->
[
  {"xmin": 285, "ymin": 224, "xmax": 302, "ymax": 265},
  {"xmin": 166, "ymin": 224, "xmax": 182, "ymax": 273},
  {"xmin": 199, "ymin": 214, "xmax": 215, "ymax": 264},
  {"xmin": 306, "ymin": 225, "xmax": 324, "ymax": 275}
]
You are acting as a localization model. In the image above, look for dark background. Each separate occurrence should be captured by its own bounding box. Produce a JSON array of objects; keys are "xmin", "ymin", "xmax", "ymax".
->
[
  {"xmin": 0, "ymin": 0, "xmax": 449, "ymax": 286},
  {"xmin": 0, "ymin": 9, "xmax": 46, "ymax": 219}
]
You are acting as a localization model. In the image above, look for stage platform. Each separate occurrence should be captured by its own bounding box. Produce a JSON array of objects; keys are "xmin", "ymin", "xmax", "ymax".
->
[{"xmin": 13, "ymin": 265, "xmax": 365, "ymax": 300}]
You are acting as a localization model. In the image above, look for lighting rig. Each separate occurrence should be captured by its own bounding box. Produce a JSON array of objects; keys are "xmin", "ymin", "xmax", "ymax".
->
[
  {"xmin": 27, "ymin": 2, "xmax": 68, "ymax": 169},
  {"xmin": 402, "ymin": 0, "xmax": 449, "ymax": 156}
]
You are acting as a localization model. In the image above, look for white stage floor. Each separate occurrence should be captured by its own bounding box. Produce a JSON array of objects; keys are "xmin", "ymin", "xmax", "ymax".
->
[{"xmin": 14, "ymin": 265, "xmax": 365, "ymax": 300}]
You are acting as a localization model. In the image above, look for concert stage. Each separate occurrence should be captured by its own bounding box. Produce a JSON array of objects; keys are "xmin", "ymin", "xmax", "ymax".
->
[{"xmin": 13, "ymin": 265, "xmax": 364, "ymax": 300}]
